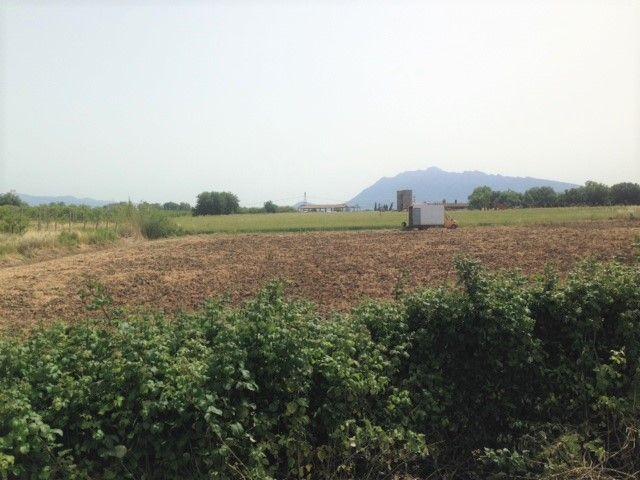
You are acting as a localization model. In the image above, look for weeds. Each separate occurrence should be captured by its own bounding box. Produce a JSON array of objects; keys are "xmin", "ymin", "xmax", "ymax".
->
[
  {"xmin": 57, "ymin": 230, "xmax": 80, "ymax": 247},
  {"xmin": 84, "ymin": 228, "xmax": 118, "ymax": 245}
]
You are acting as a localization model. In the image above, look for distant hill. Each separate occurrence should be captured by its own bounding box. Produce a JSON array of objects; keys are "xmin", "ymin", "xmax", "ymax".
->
[
  {"xmin": 18, "ymin": 193, "xmax": 113, "ymax": 207},
  {"xmin": 348, "ymin": 167, "xmax": 579, "ymax": 209}
]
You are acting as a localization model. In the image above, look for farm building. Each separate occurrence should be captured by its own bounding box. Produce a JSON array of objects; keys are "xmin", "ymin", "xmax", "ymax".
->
[
  {"xmin": 397, "ymin": 190, "xmax": 413, "ymax": 211},
  {"xmin": 298, "ymin": 203, "xmax": 351, "ymax": 213},
  {"xmin": 396, "ymin": 189, "xmax": 468, "ymax": 211}
]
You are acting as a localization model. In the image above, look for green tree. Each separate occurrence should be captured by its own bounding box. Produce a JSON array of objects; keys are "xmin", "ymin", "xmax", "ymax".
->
[
  {"xmin": 263, "ymin": 200, "xmax": 277, "ymax": 213},
  {"xmin": 610, "ymin": 182, "xmax": 640, "ymax": 205},
  {"xmin": 494, "ymin": 190, "xmax": 523, "ymax": 208},
  {"xmin": 0, "ymin": 191, "xmax": 26, "ymax": 207},
  {"xmin": 194, "ymin": 191, "xmax": 240, "ymax": 216},
  {"xmin": 582, "ymin": 181, "xmax": 610, "ymax": 206},
  {"xmin": 194, "ymin": 192, "xmax": 214, "ymax": 216},
  {"xmin": 523, "ymin": 186, "xmax": 557, "ymax": 207},
  {"xmin": 468, "ymin": 186, "xmax": 494, "ymax": 210},
  {"xmin": 0, "ymin": 207, "xmax": 29, "ymax": 234},
  {"xmin": 557, "ymin": 187, "xmax": 585, "ymax": 206},
  {"xmin": 162, "ymin": 202, "xmax": 180, "ymax": 211}
]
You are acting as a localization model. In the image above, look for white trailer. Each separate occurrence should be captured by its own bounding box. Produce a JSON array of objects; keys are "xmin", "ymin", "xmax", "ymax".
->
[{"xmin": 408, "ymin": 203, "xmax": 445, "ymax": 228}]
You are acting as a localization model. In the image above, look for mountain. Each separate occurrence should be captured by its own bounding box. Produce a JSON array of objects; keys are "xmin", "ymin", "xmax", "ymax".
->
[
  {"xmin": 18, "ymin": 193, "xmax": 113, "ymax": 207},
  {"xmin": 347, "ymin": 167, "xmax": 579, "ymax": 209}
]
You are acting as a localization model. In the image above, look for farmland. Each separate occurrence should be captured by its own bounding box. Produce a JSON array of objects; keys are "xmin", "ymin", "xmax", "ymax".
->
[
  {"xmin": 1, "ymin": 209, "xmax": 640, "ymax": 479},
  {"xmin": 1, "ymin": 219, "xmax": 638, "ymax": 332},
  {"xmin": 2, "ymin": 222, "xmax": 640, "ymax": 479},
  {"xmin": 175, "ymin": 205, "xmax": 640, "ymax": 234},
  {"xmin": 1, "ymin": 205, "xmax": 636, "ymax": 265}
]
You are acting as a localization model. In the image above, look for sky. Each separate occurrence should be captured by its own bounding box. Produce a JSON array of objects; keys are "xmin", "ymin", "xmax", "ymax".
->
[{"xmin": 1, "ymin": 0, "xmax": 639, "ymax": 206}]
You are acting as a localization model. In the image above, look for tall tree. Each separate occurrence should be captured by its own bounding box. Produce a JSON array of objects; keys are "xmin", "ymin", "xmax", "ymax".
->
[
  {"xmin": 523, "ymin": 187, "xmax": 557, "ymax": 208},
  {"xmin": 582, "ymin": 181, "xmax": 610, "ymax": 206},
  {"xmin": 468, "ymin": 186, "xmax": 494, "ymax": 210},
  {"xmin": 264, "ymin": 201, "xmax": 277, "ymax": 213},
  {"xmin": 0, "ymin": 191, "xmax": 26, "ymax": 207},
  {"xmin": 194, "ymin": 191, "xmax": 240, "ymax": 216},
  {"xmin": 610, "ymin": 182, "xmax": 640, "ymax": 206}
]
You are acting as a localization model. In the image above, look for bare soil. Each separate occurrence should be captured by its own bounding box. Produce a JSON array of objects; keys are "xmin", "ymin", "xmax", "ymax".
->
[{"xmin": 1, "ymin": 221, "xmax": 638, "ymax": 332}]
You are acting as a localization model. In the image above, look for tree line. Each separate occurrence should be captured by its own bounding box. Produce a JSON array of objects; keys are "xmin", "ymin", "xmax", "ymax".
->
[
  {"xmin": 0, "ymin": 190, "xmax": 297, "ymax": 234},
  {"xmin": 193, "ymin": 191, "xmax": 294, "ymax": 216},
  {"xmin": 373, "ymin": 202, "xmax": 394, "ymax": 211},
  {"xmin": 0, "ymin": 192, "xmax": 193, "ymax": 213},
  {"xmin": 468, "ymin": 180, "xmax": 640, "ymax": 209}
]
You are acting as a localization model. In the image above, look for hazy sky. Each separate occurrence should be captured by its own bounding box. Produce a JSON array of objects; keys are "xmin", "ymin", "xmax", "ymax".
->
[{"xmin": 1, "ymin": 1, "xmax": 639, "ymax": 206}]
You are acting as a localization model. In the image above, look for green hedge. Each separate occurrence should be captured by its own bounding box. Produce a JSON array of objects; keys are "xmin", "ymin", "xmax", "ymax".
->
[{"xmin": 1, "ymin": 259, "xmax": 639, "ymax": 479}]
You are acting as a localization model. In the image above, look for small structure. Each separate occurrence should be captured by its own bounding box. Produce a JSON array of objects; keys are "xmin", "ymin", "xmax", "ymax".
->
[
  {"xmin": 408, "ymin": 203, "xmax": 445, "ymax": 228},
  {"xmin": 298, "ymin": 203, "xmax": 350, "ymax": 213},
  {"xmin": 443, "ymin": 201, "xmax": 468, "ymax": 210},
  {"xmin": 397, "ymin": 190, "xmax": 413, "ymax": 211}
]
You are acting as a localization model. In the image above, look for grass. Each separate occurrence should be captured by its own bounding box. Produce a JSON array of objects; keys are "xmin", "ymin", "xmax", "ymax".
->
[
  {"xmin": 176, "ymin": 211, "xmax": 406, "ymax": 233},
  {"xmin": 452, "ymin": 205, "xmax": 639, "ymax": 226},
  {"xmin": 0, "ymin": 231, "xmax": 58, "ymax": 258},
  {"xmin": 175, "ymin": 205, "xmax": 640, "ymax": 234},
  {"xmin": 0, "ymin": 227, "xmax": 121, "ymax": 262},
  {"xmin": 0, "ymin": 210, "xmax": 181, "ymax": 262}
]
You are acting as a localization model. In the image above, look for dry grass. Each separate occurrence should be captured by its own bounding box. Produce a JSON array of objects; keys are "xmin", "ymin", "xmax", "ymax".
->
[
  {"xmin": 0, "ymin": 230, "xmax": 58, "ymax": 259},
  {"xmin": 0, "ymin": 227, "xmax": 122, "ymax": 265}
]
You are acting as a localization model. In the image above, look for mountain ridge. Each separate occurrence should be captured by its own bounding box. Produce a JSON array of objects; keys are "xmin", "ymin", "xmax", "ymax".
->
[
  {"xmin": 348, "ymin": 167, "xmax": 579, "ymax": 209},
  {"xmin": 17, "ymin": 193, "xmax": 114, "ymax": 207}
]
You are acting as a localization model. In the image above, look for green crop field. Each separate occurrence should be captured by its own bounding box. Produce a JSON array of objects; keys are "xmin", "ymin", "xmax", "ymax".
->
[{"xmin": 174, "ymin": 205, "xmax": 640, "ymax": 234}]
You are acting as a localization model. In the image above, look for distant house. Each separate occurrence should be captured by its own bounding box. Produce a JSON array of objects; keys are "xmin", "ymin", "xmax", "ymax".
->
[
  {"xmin": 298, "ymin": 203, "xmax": 351, "ymax": 213},
  {"xmin": 443, "ymin": 201, "xmax": 468, "ymax": 210}
]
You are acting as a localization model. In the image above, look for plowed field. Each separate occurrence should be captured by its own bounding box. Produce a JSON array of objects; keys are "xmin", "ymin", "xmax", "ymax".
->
[{"xmin": 1, "ymin": 221, "xmax": 638, "ymax": 332}]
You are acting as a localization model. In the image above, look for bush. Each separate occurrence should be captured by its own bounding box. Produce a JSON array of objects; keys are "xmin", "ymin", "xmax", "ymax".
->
[
  {"xmin": 138, "ymin": 212, "xmax": 180, "ymax": 239},
  {"xmin": 1, "ymin": 260, "xmax": 639, "ymax": 478},
  {"xmin": 57, "ymin": 230, "xmax": 80, "ymax": 247},
  {"xmin": 85, "ymin": 228, "xmax": 118, "ymax": 245},
  {"xmin": 0, "ymin": 284, "xmax": 426, "ymax": 479}
]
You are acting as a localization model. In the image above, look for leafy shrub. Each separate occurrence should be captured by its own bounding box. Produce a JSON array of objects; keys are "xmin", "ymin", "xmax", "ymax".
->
[
  {"xmin": 138, "ymin": 212, "xmax": 180, "ymax": 239},
  {"xmin": 85, "ymin": 228, "xmax": 118, "ymax": 245},
  {"xmin": 1, "ymin": 259, "xmax": 639, "ymax": 478},
  {"xmin": 0, "ymin": 284, "xmax": 425, "ymax": 479},
  {"xmin": 57, "ymin": 230, "xmax": 80, "ymax": 247}
]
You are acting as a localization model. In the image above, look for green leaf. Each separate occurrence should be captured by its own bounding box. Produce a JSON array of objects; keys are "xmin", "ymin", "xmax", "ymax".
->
[{"xmin": 112, "ymin": 445, "xmax": 127, "ymax": 459}]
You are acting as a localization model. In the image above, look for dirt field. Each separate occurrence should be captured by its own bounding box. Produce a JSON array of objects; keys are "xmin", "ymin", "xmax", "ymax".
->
[{"xmin": 1, "ymin": 221, "xmax": 638, "ymax": 332}]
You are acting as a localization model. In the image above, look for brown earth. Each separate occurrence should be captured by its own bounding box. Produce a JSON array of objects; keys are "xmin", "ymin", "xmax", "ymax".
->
[{"xmin": 1, "ymin": 221, "xmax": 638, "ymax": 332}]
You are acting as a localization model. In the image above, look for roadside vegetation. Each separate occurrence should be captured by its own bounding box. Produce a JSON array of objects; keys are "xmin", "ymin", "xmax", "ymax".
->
[{"xmin": 1, "ymin": 258, "xmax": 639, "ymax": 479}]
